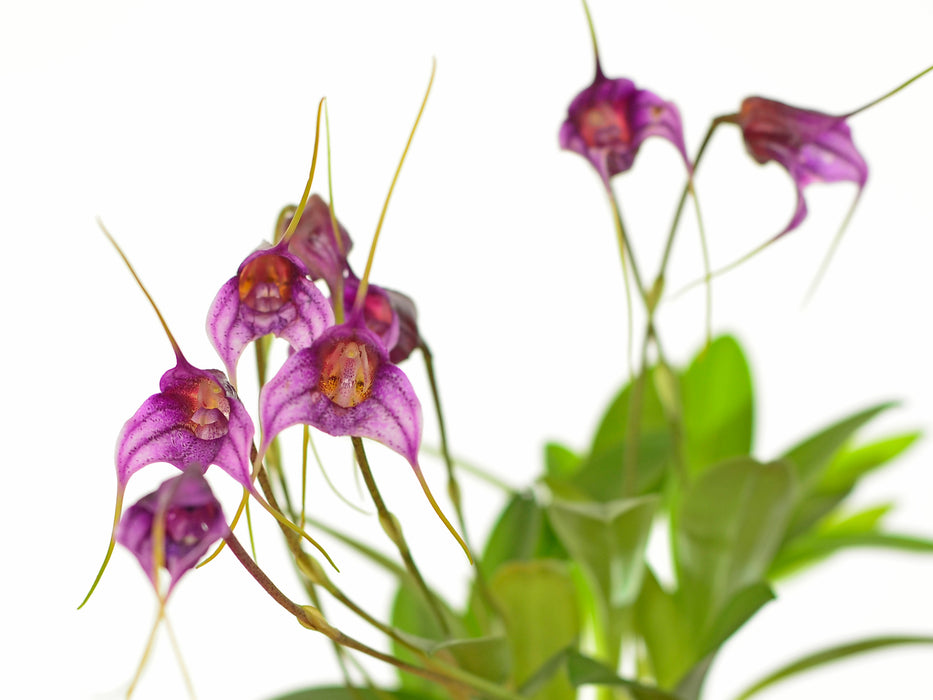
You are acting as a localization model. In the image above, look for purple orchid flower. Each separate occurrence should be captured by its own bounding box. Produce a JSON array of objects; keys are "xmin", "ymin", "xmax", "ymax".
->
[
  {"xmin": 80, "ymin": 349, "xmax": 255, "ymax": 609},
  {"xmin": 116, "ymin": 466, "xmax": 228, "ymax": 595},
  {"xmin": 728, "ymin": 96, "xmax": 868, "ymax": 238},
  {"xmin": 207, "ymin": 239, "xmax": 334, "ymax": 384},
  {"xmin": 284, "ymin": 194, "xmax": 353, "ymax": 291},
  {"xmin": 117, "ymin": 353, "xmax": 255, "ymax": 489},
  {"xmin": 258, "ymin": 310, "xmax": 468, "ymax": 559},
  {"xmin": 259, "ymin": 316, "xmax": 419, "ymax": 468},
  {"xmin": 560, "ymin": 64, "xmax": 691, "ymax": 185}
]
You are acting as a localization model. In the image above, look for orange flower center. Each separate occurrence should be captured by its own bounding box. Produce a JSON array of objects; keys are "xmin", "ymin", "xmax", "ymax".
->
[
  {"xmin": 318, "ymin": 339, "xmax": 378, "ymax": 408},
  {"xmin": 172, "ymin": 377, "xmax": 232, "ymax": 440},
  {"xmin": 238, "ymin": 254, "xmax": 296, "ymax": 313},
  {"xmin": 580, "ymin": 103, "xmax": 630, "ymax": 148}
]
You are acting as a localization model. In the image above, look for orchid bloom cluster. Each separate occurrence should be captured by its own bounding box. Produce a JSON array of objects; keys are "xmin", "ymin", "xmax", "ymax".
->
[
  {"xmin": 82, "ymin": 6, "xmax": 933, "ymax": 700},
  {"xmin": 86, "ymin": 181, "xmax": 460, "ymax": 598},
  {"xmin": 81, "ymin": 78, "xmax": 472, "ymax": 669}
]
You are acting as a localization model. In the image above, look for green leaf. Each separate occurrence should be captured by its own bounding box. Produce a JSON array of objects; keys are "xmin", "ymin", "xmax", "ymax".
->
[
  {"xmin": 545, "ymin": 442, "xmax": 582, "ymax": 480},
  {"xmin": 433, "ymin": 636, "xmax": 510, "ymax": 684},
  {"xmin": 481, "ymin": 492, "xmax": 566, "ymax": 577},
  {"xmin": 680, "ymin": 336, "xmax": 754, "ymax": 477},
  {"xmin": 570, "ymin": 433, "xmax": 671, "ymax": 501},
  {"xmin": 770, "ymin": 504, "xmax": 892, "ymax": 578},
  {"xmin": 819, "ymin": 431, "xmax": 921, "ymax": 492},
  {"xmin": 732, "ymin": 636, "xmax": 933, "ymax": 700},
  {"xmin": 591, "ymin": 370, "xmax": 667, "ymax": 455},
  {"xmin": 546, "ymin": 495, "xmax": 658, "ymax": 608},
  {"xmin": 695, "ymin": 581, "xmax": 774, "ymax": 659},
  {"xmin": 817, "ymin": 503, "xmax": 892, "ymax": 534},
  {"xmin": 491, "ymin": 560, "xmax": 580, "ymax": 700},
  {"xmin": 565, "ymin": 651, "xmax": 684, "ymax": 700},
  {"xmin": 771, "ymin": 531, "xmax": 933, "ymax": 579},
  {"xmin": 267, "ymin": 687, "xmax": 431, "ymax": 700},
  {"xmin": 635, "ymin": 567, "xmax": 694, "ymax": 688},
  {"xmin": 389, "ymin": 585, "xmax": 459, "ymax": 698},
  {"xmin": 675, "ymin": 458, "xmax": 796, "ymax": 628},
  {"xmin": 781, "ymin": 402, "xmax": 895, "ymax": 487},
  {"xmin": 482, "ymin": 492, "xmax": 546, "ymax": 574}
]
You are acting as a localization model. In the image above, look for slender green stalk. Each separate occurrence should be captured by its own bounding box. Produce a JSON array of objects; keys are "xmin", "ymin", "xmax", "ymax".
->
[
  {"xmin": 846, "ymin": 64, "xmax": 933, "ymax": 117},
  {"xmin": 352, "ymin": 437, "xmax": 452, "ymax": 636},
  {"xmin": 656, "ymin": 117, "xmax": 724, "ymax": 278},
  {"xmin": 225, "ymin": 532, "xmax": 525, "ymax": 700},
  {"xmin": 421, "ymin": 342, "xmax": 504, "ymax": 622}
]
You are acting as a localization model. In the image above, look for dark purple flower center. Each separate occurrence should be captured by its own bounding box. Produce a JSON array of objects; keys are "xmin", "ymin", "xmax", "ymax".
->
[
  {"xmin": 580, "ymin": 103, "xmax": 631, "ymax": 148},
  {"xmin": 165, "ymin": 502, "xmax": 222, "ymax": 547},
  {"xmin": 238, "ymin": 254, "xmax": 297, "ymax": 313},
  {"xmin": 318, "ymin": 338, "xmax": 380, "ymax": 408},
  {"xmin": 168, "ymin": 377, "xmax": 232, "ymax": 440}
]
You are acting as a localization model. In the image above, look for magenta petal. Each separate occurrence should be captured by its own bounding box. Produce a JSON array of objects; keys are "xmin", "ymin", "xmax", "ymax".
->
[
  {"xmin": 115, "ymin": 358, "xmax": 254, "ymax": 489},
  {"xmin": 343, "ymin": 277, "xmax": 401, "ymax": 352},
  {"xmin": 116, "ymin": 467, "xmax": 228, "ymax": 593},
  {"xmin": 560, "ymin": 73, "xmax": 690, "ymax": 183},
  {"xmin": 738, "ymin": 97, "xmax": 868, "ymax": 237},
  {"xmin": 206, "ymin": 244, "xmax": 334, "ymax": 382},
  {"xmin": 286, "ymin": 194, "xmax": 353, "ymax": 289},
  {"xmin": 260, "ymin": 324, "xmax": 422, "ymax": 468},
  {"xmin": 385, "ymin": 288, "xmax": 420, "ymax": 364}
]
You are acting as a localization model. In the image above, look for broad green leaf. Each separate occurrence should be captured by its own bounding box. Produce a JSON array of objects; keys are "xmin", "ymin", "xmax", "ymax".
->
[
  {"xmin": 267, "ymin": 687, "xmax": 433, "ymax": 700},
  {"xmin": 389, "ymin": 585, "xmax": 461, "ymax": 698},
  {"xmin": 517, "ymin": 648, "xmax": 574, "ymax": 698},
  {"xmin": 481, "ymin": 492, "xmax": 566, "ymax": 577},
  {"xmin": 732, "ymin": 636, "xmax": 933, "ymax": 700},
  {"xmin": 491, "ymin": 560, "xmax": 580, "ymax": 700},
  {"xmin": 635, "ymin": 567, "xmax": 694, "ymax": 688},
  {"xmin": 545, "ymin": 442, "xmax": 582, "ymax": 480},
  {"xmin": 565, "ymin": 651, "xmax": 684, "ymax": 700},
  {"xmin": 780, "ymin": 402, "xmax": 895, "ymax": 487},
  {"xmin": 433, "ymin": 635, "xmax": 510, "ymax": 683},
  {"xmin": 675, "ymin": 458, "xmax": 796, "ymax": 628},
  {"xmin": 695, "ymin": 581, "xmax": 774, "ymax": 659},
  {"xmin": 570, "ymin": 433, "xmax": 670, "ymax": 501},
  {"xmin": 482, "ymin": 492, "xmax": 546, "ymax": 574},
  {"xmin": 680, "ymin": 336, "xmax": 754, "ymax": 477},
  {"xmin": 819, "ymin": 431, "xmax": 921, "ymax": 492},
  {"xmin": 547, "ymin": 495, "xmax": 658, "ymax": 608},
  {"xmin": 591, "ymin": 368, "xmax": 668, "ymax": 457}
]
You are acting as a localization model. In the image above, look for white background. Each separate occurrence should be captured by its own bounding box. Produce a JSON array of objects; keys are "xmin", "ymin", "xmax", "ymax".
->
[{"xmin": 3, "ymin": 1, "xmax": 933, "ymax": 699}]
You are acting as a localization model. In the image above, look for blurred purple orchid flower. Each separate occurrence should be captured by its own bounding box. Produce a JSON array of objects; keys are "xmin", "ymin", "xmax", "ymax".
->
[
  {"xmin": 116, "ymin": 467, "xmax": 228, "ymax": 596},
  {"xmin": 560, "ymin": 65, "xmax": 690, "ymax": 185},
  {"xmin": 728, "ymin": 96, "xmax": 868, "ymax": 238},
  {"xmin": 207, "ymin": 240, "xmax": 334, "ymax": 384}
]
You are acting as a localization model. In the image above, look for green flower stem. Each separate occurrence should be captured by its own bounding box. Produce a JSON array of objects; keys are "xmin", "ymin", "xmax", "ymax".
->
[
  {"xmin": 656, "ymin": 117, "xmax": 724, "ymax": 279},
  {"xmin": 421, "ymin": 342, "xmax": 504, "ymax": 622},
  {"xmin": 351, "ymin": 437, "xmax": 452, "ymax": 636},
  {"xmin": 223, "ymin": 533, "xmax": 456, "ymax": 690},
  {"xmin": 607, "ymin": 190, "xmax": 648, "ymax": 307},
  {"xmin": 255, "ymin": 335, "xmax": 296, "ymax": 519},
  {"xmin": 256, "ymin": 469, "xmax": 426, "ymax": 657},
  {"xmin": 225, "ymin": 530, "xmax": 526, "ymax": 700}
]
